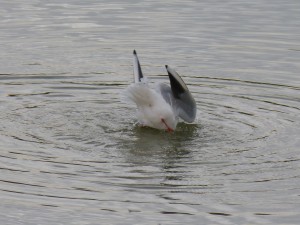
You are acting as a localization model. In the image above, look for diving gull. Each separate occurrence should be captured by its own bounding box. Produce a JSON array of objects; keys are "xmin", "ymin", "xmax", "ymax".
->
[{"xmin": 125, "ymin": 50, "xmax": 196, "ymax": 132}]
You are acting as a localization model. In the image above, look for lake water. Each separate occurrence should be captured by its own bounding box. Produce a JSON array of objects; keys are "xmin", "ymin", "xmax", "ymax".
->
[{"xmin": 0, "ymin": 0, "xmax": 300, "ymax": 224}]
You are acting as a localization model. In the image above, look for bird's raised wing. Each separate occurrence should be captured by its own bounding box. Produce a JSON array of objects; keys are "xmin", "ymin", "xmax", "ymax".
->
[
  {"xmin": 133, "ymin": 50, "xmax": 144, "ymax": 83},
  {"xmin": 165, "ymin": 65, "xmax": 196, "ymax": 123}
]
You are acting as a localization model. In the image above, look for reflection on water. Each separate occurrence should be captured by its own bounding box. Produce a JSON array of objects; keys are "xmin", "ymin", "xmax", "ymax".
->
[
  {"xmin": 126, "ymin": 123, "xmax": 197, "ymax": 155},
  {"xmin": 1, "ymin": 0, "xmax": 300, "ymax": 224}
]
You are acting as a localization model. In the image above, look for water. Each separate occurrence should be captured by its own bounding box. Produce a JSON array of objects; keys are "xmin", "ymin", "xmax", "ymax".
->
[{"xmin": 1, "ymin": 0, "xmax": 300, "ymax": 224}]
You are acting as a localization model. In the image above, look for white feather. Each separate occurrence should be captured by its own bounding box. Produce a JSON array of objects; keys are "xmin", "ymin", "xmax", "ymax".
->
[{"xmin": 124, "ymin": 50, "xmax": 196, "ymax": 131}]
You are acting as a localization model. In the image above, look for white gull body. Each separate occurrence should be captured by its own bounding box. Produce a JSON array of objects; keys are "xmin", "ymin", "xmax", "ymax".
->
[{"xmin": 125, "ymin": 50, "xmax": 196, "ymax": 132}]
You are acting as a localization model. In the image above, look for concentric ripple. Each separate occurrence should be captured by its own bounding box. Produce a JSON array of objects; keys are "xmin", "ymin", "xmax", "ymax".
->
[
  {"xmin": 1, "ymin": 0, "xmax": 300, "ymax": 224},
  {"xmin": 0, "ymin": 71, "xmax": 299, "ymax": 224}
]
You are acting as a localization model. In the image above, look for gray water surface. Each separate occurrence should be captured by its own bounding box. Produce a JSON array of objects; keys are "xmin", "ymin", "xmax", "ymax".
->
[{"xmin": 1, "ymin": 1, "xmax": 300, "ymax": 224}]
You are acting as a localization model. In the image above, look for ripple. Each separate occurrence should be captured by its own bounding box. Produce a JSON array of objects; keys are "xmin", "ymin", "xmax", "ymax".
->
[{"xmin": 1, "ymin": 0, "xmax": 300, "ymax": 223}]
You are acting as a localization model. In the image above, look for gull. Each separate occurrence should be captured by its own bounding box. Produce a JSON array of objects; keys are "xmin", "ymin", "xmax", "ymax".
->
[{"xmin": 125, "ymin": 50, "xmax": 196, "ymax": 132}]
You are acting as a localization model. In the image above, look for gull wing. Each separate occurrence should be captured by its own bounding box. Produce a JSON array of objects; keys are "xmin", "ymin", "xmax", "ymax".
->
[
  {"xmin": 133, "ymin": 50, "xmax": 144, "ymax": 83},
  {"xmin": 165, "ymin": 65, "xmax": 196, "ymax": 122}
]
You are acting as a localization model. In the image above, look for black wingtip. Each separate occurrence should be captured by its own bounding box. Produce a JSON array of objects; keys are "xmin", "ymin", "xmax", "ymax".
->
[
  {"xmin": 133, "ymin": 50, "xmax": 137, "ymax": 55},
  {"xmin": 165, "ymin": 65, "xmax": 168, "ymax": 69}
]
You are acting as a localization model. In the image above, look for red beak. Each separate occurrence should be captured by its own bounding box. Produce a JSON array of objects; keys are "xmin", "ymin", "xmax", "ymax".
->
[{"xmin": 161, "ymin": 119, "xmax": 174, "ymax": 132}]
